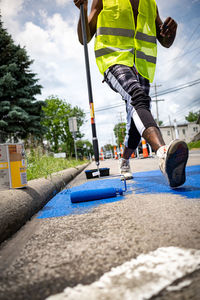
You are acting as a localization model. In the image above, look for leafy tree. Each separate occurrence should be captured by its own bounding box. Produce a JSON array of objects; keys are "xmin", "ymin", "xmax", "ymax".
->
[
  {"xmin": 76, "ymin": 139, "xmax": 93, "ymax": 159},
  {"xmin": 185, "ymin": 111, "xmax": 200, "ymax": 123},
  {"xmin": 155, "ymin": 119, "xmax": 163, "ymax": 126},
  {"xmin": 0, "ymin": 16, "xmax": 45, "ymax": 142},
  {"xmin": 103, "ymin": 144, "xmax": 113, "ymax": 151},
  {"xmin": 113, "ymin": 122, "xmax": 126, "ymax": 146},
  {"xmin": 42, "ymin": 96, "xmax": 85, "ymax": 154}
]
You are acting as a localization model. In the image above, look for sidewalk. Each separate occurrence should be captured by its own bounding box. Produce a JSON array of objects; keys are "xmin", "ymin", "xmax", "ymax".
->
[{"xmin": 0, "ymin": 163, "xmax": 89, "ymax": 244}]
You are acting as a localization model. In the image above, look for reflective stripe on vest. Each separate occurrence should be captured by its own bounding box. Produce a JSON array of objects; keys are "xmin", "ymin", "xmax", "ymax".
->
[
  {"xmin": 135, "ymin": 32, "xmax": 156, "ymax": 44},
  {"xmin": 96, "ymin": 27, "xmax": 135, "ymax": 38},
  {"xmin": 136, "ymin": 51, "xmax": 156, "ymax": 64},
  {"xmin": 95, "ymin": 46, "xmax": 134, "ymax": 58},
  {"xmin": 96, "ymin": 27, "xmax": 156, "ymax": 44},
  {"xmin": 94, "ymin": 0, "xmax": 157, "ymax": 82}
]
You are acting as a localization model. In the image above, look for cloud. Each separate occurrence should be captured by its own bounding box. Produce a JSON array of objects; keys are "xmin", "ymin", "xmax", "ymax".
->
[
  {"xmin": 56, "ymin": 0, "xmax": 70, "ymax": 7},
  {"xmin": 151, "ymin": 15, "xmax": 200, "ymax": 126},
  {"xmin": 0, "ymin": 0, "xmax": 24, "ymax": 18},
  {"xmin": 156, "ymin": 0, "xmax": 186, "ymax": 16},
  {"xmin": 0, "ymin": 0, "xmax": 25, "ymax": 34}
]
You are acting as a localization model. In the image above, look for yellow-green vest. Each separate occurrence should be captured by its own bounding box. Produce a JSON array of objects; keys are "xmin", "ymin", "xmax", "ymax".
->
[{"xmin": 94, "ymin": 0, "xmax": 157, "ymax": 82}]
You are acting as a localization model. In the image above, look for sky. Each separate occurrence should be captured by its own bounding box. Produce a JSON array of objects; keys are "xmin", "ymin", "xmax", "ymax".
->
[{"xmin": 0, "ymin": 0, "xmax": 200, "ymax": 147}]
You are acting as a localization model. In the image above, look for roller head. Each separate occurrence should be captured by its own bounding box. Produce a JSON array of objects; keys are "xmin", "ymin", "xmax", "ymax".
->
[{"xmin": 70, "ymin": 187, "xmax": 123, "ymax": 203}]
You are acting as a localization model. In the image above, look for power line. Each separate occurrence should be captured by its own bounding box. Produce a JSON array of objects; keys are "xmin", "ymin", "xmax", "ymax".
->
[
  {"xmin": 150, "ymin": 78, "xmax": 200, "ymax": 98},
  {"xmin": 84, "ymin": 78, "xmax": 200, "ymax": 114},
  {"xmin": 163, "ymin": 22, "xmax": 200, "ymax": 68},
  {"xmin": 164, "ymin": 46, "xmax": 200, "ymax": 64},
  {"xmin": 171, "ymin": 98, "xmax": 200, "ymax": 117},
  {"xmin": 157, "ymin": 22, "xmax": 200, "ymax": 82},
  {"xmin": 162, "ymin": 98, "xmax": 200, "ymax": 125},
  {"xmin": 161, "ymin": 44, "xmax": 200, "ymax": 83}
]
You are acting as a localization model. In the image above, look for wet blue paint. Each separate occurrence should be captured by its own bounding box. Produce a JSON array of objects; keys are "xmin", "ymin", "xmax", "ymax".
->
[
  {"xmin": 37, "ymin": 178, "xmax": 124, "ymax": 219},
  {"xmin": 37, "ymin": 165, "xmax": 200, "ymax": 219},
  {"xmin": 133, "ymin": 165, "xmax": 200, "ymax": 199}
]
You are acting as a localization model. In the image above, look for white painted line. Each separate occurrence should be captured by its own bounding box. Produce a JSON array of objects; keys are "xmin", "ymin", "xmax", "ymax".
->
[
  {"xmin": 46, "ymin": 247, "xmax": 200, "ymax": 300},
  {"xmin": 166, "ymin": 279, "xmax": 192, "ymax": 292}
]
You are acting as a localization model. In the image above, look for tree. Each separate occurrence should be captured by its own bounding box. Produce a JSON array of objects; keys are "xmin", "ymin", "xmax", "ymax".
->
[
  {"xmin": 185, "ymin": 111, "xmax": 200, "ymax": 123},
  {"xmin": 42, "ymin": 96, "xmax": 85, "ymax": 154},
  {"xmin": 76, "ymin": 139, "xmax": 93, "ymax": 159},
  {"xmin": 103, "ymin": 144, "xmax": 113, "ymax": 151},
  {"xmin": 113, "ymin": 122, "xmax": 126, "ymax": 146},
  {"xmin": 0, "ymin": 16, "xmax": 45, "ymax": 142},
  {"xmin": 155, "ymin": 119, "xmax": 163, "ymax": 126}
]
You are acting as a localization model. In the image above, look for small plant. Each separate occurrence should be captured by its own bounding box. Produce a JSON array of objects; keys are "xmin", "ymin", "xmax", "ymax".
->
[
  {"xmin": 26, "ymin": 149, "xmax": 87, "ymax": 180},
  {"xmin": 187, "ymin": 140, "xmax": 200, "ymax": 150}
]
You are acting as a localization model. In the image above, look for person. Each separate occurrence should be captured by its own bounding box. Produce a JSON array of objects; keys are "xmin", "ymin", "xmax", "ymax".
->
[{"xmin": 74, "ymin": 0, "xmax": 189, "ymax": 187}]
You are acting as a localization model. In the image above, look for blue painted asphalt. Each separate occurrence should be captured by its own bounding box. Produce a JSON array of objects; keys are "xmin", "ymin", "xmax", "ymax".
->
[
  {"xmin": 133, "ymin": 165, "xmax": 200, "ymax": 199},
  {"xmin": 37, "ymin": 178, "xmax": 125, "ymax": 219},
  {"xmin": 37, "ymin": 165, "xmax": 200, "ymax": 219}
]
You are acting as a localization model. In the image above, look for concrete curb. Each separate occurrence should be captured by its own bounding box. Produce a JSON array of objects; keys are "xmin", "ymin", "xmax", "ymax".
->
[{"xmin": 0, "ymin": 163, "xmax": 89, "ymax": 244}]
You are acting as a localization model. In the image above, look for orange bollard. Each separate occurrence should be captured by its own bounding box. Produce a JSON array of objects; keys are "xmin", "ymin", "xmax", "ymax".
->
[
  {"xmin": 100, "ymin": 147, "xmax": 104, "ymax": 160},
  {"xmin": 114, "ymin": 146, "xmax": 118, "ymax": 159},
  {"xmin": 131, "ymin": 151, "xmax": 135, "ymax": 158},
  {"xmin": 120, "ymin": 143, "xmax": 123, "ymax": 158},
  {"xmin": 141, "ymin": 138, "xmax": 148, "ymax": 158}
]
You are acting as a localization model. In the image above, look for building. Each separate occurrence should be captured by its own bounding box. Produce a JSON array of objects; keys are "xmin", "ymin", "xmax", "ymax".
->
[{"xmin": 160, "ymin": 122, "xmax": 200, "ymax": 144}]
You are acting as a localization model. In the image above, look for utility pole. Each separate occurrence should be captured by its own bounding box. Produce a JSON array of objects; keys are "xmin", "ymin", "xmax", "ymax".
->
[
  {"xmin": 151, "ymin": 83, "xmax": 164, "ymax": 126},
  {"xmin": 68, "ymin": 117, "xmax": 78, "ymax": 160},
  {"xmin": 118, "ymin": 111, "xmax": 124, "ymax": 123},
  {"xmin": 118, "ymin": 112, "xmax": 125, "ymax": 145},
  {"xmin": 168, "ymin": 115, "xmax": 174, "ymax": 140},
  {"xmin": 174, "ymin": 119, "xmax": 179, "ymax": 139}
]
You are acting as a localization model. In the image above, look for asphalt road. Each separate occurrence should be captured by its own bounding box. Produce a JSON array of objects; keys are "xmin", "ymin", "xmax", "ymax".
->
[{"xmin": 0, "ymin": 150, "xmax": 200, "ymax": 300}]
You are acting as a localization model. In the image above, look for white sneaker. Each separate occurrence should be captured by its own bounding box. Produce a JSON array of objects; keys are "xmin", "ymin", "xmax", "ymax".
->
[
  {"xmin": 120, "ymin": 158, "xmax": 133, "ymax": 180},
  {"xmin": 157, "ymin": 140, "xmax": 188, "ymax": 188}
]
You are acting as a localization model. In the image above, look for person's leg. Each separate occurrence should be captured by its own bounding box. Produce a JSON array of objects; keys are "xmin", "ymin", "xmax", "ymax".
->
[
  {"xmin": 123, "ymin": 146, "xmax": 134, "ymax": 159},
  {"xmin": 136, "ymin": 73, "xmax": 165, "ymax": 152},
  {"xmin": 120, "ymin": 121, "xmax": 139, "ymax": 179},
  {"xmin": 136, "ymin": 75, "xmax": 188, "ymax": 187},
  {"xmin": 105, "ymin": 65, "xmax": 165, "ymax": 153},
  {"xmin": 123, "ymin": 126, "xmax": 165, "ymax": 158},
  {"xmin": 143, "ymin": 126, "xmax": 165, "ymax": 152},
  {"xmin": 104, "ymin": 64, "xmax": 155, "ymax": 178},
  {"xmin": 104, "ymin": 64, "xmax": 188, "ymax": 186}
]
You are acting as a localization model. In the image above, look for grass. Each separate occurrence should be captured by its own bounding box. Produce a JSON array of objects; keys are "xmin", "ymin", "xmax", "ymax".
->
[
  {"xmin": 187, "ymin": 140, "xmax": 200, "ymax": 150},
  {"xmin": 26, "ymin": 151, "xmax": 88, "ymax": 181}
]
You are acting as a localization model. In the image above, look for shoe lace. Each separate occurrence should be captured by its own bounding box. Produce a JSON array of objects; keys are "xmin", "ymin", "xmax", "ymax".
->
[{"xmin": 121, "ymin": 159, "xmax": 130, "ymax": 170}]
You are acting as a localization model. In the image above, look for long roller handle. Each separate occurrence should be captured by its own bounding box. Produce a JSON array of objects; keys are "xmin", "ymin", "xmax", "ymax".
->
[{"xmin": 80, "ymin": 4, "xmax": 100, "ymax": 167}]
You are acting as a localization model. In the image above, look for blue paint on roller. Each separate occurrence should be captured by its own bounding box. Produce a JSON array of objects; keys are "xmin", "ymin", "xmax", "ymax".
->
[{"xmin": 70, "ymin": 187, "xmax": 124, "ymax": 203}]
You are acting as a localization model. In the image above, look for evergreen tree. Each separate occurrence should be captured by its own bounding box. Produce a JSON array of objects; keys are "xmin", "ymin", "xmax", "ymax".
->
[{"xmin": 0, "ymin": 16, "xmax": 45, "ymax": 142}]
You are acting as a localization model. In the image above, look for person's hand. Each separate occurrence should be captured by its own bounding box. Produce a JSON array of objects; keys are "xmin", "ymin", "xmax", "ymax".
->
[
  {"xmin": 160, "ymin": 17, "xmax": 177, "ymax": 38},
  {"xmin": 73, "ymin": 0, "xmax": 88, "ymax": 9}
]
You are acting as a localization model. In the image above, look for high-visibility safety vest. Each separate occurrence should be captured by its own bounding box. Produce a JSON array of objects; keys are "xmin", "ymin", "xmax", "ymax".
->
[{"xmin": 94, "ymin": 0, "xmax": 157, "ymax": 82}]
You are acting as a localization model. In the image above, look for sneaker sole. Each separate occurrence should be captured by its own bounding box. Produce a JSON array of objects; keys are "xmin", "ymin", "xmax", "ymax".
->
[
  {"xmin": 120, "ymin": 172, "xmax": 133, "ymax": 180},
  {"xmin": 165, "ymin": 140, "xmax": 189, "ymax": 188}
]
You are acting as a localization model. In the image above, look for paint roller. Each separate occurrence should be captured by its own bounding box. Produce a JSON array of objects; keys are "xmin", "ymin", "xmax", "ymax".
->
[
  {"xmin": 70, "ymin": 187, "xmax": 124, "ymax": 203},
  {"xmin": 70, "ymin": 177, "xmax": 127, "ymax": 203}
]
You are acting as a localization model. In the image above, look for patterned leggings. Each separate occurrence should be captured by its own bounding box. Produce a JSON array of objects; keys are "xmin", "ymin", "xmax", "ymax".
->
[{"xmin": 104, "ymin": 64, "xmax": 158, "ymax": 150}]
